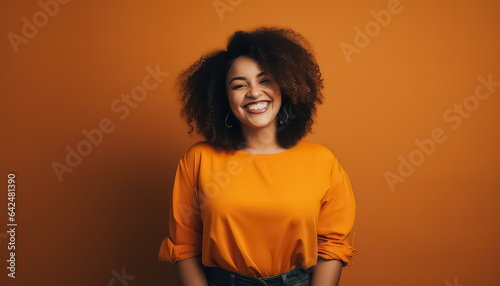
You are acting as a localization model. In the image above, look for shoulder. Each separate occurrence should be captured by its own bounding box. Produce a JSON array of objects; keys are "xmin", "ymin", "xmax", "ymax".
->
[
  {"xmin": 298, "ymin": 140, "xmax": 336, "ymax": 159},
  {"xmin": 185, "ymin": 140, "xmax": 214, "ymax": 154},
  {"xmin": 297, "ymin": 140, "xmax": 344, "ymax": 171},
  {"xmin": 181, "ymin": 140, "xmax": 217, "ymax": 161},
  {"xmin": 175, "ymin": 141, "xmax": 216, "ymax": 173}
]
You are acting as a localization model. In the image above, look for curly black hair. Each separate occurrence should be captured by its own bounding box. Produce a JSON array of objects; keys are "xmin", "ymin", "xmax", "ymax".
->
[{"xmin": 176, "ymin": 26, "xmax": 324, "ymax": 152}]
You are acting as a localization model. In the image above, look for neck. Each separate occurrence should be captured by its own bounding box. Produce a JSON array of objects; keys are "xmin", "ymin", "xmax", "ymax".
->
[{"xmin": 239, "ymin": 119, "xmax": 282, "ymax": 152}]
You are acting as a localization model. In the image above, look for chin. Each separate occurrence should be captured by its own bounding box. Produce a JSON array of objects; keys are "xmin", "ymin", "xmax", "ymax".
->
[{"xmin": 244, "ymin": 118, "xmax": 276, "ymax": 129}]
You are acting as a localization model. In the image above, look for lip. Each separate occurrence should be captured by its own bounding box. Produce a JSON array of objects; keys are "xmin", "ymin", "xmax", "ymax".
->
[
  {"xmin": 243, "ymin": 101, "xmax": 271, "ymax": 114},
  {"xmin": 242, "ymin": 100, "xmax": 271, "ymax": 108}
]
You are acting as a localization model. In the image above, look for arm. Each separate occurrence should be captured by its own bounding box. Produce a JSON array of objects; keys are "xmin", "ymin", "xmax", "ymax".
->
[
  {"xmin": 315, "ymin": 153, "xmax": 358, "ymax": 284},
  {"xmin": 176, "ymin": 255, "xmax": 208, "ymax": 286},
  {"xmin": 158, "ymin": 148, "xmax": 206, "ymax": 283},
  {"xmin": 310, "ymin": 257, "xmax": 342, "ymax": 286}
]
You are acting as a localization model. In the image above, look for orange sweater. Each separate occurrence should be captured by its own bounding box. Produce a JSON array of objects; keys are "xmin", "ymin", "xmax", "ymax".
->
[{"xmin": 158, "ymin": 139, "xmax": 358, "ymax": 277}]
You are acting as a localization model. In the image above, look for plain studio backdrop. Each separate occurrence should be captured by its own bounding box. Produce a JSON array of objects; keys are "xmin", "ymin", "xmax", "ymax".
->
[{"xmin": 1, "ymin": 0, "xmax": 499, "ymax": 285}]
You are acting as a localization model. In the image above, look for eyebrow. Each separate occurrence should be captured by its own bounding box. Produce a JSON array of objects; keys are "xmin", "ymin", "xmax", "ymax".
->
[{"xmin": 228, "ymin": 71, "xmax": 266, "ymax": 85}]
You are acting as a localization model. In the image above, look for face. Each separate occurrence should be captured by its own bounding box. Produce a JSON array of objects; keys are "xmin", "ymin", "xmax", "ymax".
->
[{"xmin": 226, "ymin": 56, "xmax": 282, "ymax": 131}]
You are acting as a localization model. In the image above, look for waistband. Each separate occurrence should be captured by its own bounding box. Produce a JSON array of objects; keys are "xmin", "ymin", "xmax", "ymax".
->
[{"xmin": 204, "ymin": 265, "xmax": 316, "ymax": 286}]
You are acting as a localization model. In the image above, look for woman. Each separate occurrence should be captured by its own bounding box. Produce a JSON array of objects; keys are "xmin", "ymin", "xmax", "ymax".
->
[{"xmin": 158, "ymin": 26, "xmax": 358, "ymax": 286}]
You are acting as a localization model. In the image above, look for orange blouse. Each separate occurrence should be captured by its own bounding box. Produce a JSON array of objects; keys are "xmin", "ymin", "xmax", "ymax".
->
[{"xmin": 158, "ymin": 139, "xmax": 358, "ymax": 277}]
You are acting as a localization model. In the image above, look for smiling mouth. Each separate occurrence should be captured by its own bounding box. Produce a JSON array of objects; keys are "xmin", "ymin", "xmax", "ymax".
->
[
  {"xmin": 243, "ymin": 101, "xmax": 271, "ymax": 114},
  {"xmin": 243, "ymin": 101, "xmax": 270, "ymax": 110}
]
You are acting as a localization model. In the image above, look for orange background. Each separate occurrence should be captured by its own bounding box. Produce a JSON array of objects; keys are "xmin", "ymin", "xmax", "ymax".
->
[{"xmin": 1, "ymin": 0, "xmax": 499, "ymax": 285}]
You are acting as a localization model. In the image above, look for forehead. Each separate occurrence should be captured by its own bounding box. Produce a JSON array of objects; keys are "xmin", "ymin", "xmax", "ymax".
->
[{"xmin": 226, "ymin": 56, "xmax": 263, "ymax": 78}]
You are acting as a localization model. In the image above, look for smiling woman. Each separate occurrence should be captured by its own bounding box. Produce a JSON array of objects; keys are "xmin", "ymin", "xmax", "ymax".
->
[
  {"xmin": 225, "ymin": 56, "xmax": 284, "ymax": 153},
  {"xmin": 159, "ymin": 26, "xmax": 358, "ymax": 286},
  {"xmin": 174, "ymin": 26, "xmax": 325, "ymax": 153}
]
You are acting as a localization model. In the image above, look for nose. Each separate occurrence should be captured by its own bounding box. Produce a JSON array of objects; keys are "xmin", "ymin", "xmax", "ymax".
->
[{"xmin": 247, "ymin": 85, "xmax": 263, "ymax": 98}]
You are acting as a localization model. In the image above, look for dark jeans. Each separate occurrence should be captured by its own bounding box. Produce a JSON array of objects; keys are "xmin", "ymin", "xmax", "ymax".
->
[{"xmin": 204, "ymin": 265, "xmax": 316, "ymax": 286}]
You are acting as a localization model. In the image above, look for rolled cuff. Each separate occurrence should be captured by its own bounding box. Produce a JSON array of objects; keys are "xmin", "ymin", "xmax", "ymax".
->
[
  {"xmin": 318, "ymin": 244, "xmax": 359, "ymax": 267},
  {"xmin": 158, "ymin": 236, "xmax": 202, "ymax": 264}
]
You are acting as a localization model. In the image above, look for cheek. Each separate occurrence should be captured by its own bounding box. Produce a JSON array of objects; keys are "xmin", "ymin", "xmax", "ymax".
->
[
  {"xmin": 226, "ymin": 90, "xmax": 236, "ymax": 102},
  {"xmin": 227, "ymin": 92, "xmax": 243, "ymax": 109},
  {"xmin": 269, "ymin": 86, "xmax": 281, "ymax": 99},
  {"xmin": 272, "ymin": 91, "xmax": 282, "ymax": 105}
]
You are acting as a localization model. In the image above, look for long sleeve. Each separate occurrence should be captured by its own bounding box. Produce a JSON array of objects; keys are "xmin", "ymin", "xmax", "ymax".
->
[
  {"xmin": 158, "ymin": 150, "xmax": 203, "ymax": 264},
  {"xmin": 317, "ymin": 153, "xmax": 358, "ymax": 267}
]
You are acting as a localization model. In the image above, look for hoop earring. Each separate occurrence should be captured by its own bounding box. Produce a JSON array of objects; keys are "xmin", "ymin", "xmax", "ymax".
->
[
  {"xmin": 278, "ymin": 105, "xmax": 289, "ymax": 124},
  {"xmin": 225, "ymin": 110, "xmax": 234, "ymax": 128}
]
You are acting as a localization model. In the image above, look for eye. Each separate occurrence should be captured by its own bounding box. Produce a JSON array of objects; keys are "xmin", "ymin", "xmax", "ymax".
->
[
  {"xmin": 260, "ymin": 78, "xmax": 271, "ymax": 84},
  {"xmin": 232, "ymin": 84, "xmax": 245, "ymax": 90}
]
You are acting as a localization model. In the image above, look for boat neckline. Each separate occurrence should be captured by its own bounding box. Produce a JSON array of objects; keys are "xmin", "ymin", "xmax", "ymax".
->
[{"xmin": 234, "ymin": 140, "xmax": 303, "ymax": 155}]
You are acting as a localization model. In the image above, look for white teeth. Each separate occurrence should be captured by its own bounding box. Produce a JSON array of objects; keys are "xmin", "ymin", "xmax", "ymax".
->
[{"xmin": 245, "ymin": 101, "xmax": 269, "ymax": 110}]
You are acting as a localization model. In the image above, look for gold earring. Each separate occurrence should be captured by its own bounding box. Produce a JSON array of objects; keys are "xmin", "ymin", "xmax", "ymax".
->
[
  {"xmin": 225, "ymin": 110, "xmax": 233, "ymax": 128},
  {"xmin": 278, "ymin": 106, "xmax": 289, "ymax": 124}
]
